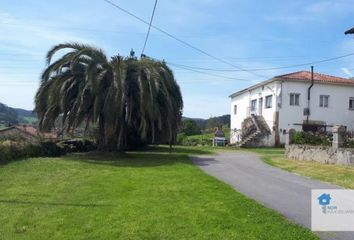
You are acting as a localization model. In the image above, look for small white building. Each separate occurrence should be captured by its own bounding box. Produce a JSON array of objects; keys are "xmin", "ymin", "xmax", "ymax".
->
[{"xmin": 229, "ymin": 71, "xmax": 354, "ymax": 146}]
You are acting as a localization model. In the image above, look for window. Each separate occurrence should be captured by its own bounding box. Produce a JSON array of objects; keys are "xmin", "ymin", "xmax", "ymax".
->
[
  {"xmin": 350, "ymin": 98, "xmax": 354, "ymax": 110},
  {"xmin": 319, "ymin": 95, "xmax": 329, "ymax": 108},
  {"xmin": 290, "ymin": 93, "xmax": 300, "ymax": 106},
  {"xmin": 265, "ymin": 95, "xmax": 272, "ymax": 108},
  {"xmin": 251, "ymin": 99, "xmax": 257, "ymax": 111},
  {"xmin": 233, "ymin": 105, "xmax": 237, "ymax": 115}
]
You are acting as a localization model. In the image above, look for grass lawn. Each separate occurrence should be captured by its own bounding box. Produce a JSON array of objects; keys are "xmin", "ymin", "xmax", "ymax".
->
[
  {"xmin": 0, "ymin": 146, "xmax": 317, "ymax": 239},
  {"xmin": 249, "ymin": 147, "xmax": 354, "ymax": 189}
]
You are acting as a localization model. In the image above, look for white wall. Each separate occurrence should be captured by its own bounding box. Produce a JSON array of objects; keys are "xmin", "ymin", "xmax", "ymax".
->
[
  {"xmin": 230, "ymin": 92, "xmax": 249, "ymax": 143},
  {"xmin": 230, "ymin": 81, "xmax": 280, "ymax": 144},
  {"xmin": 278, "ymin": 81, "xmax": 354, "ymax": 143}
]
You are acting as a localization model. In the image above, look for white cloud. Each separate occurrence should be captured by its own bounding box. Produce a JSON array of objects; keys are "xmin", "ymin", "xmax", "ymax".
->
[
  {"xmin": 0, "ymin": 13, "xmax": 95, "ymax": 51},
  {"xmin": 341, "ymin": 67, "xmax": 353, "ymax": 77},
  {"xmin": 265, "ymin": 0, "xmax": 354, "ymax": 25},
  {"xmin": 0, "ymin": 12, "xmax": 96, "ymax": 108}
]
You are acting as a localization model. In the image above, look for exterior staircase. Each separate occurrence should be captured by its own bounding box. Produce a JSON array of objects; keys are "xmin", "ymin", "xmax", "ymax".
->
[{"xmin": 238, "ymin": 115, "xmax": 271, "ymax": 147}]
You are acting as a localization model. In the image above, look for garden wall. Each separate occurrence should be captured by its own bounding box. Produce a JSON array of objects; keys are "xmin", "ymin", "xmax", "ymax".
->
[{"xmin": 285, "ymin": 145, "xmax": 354, "ymax": 167}]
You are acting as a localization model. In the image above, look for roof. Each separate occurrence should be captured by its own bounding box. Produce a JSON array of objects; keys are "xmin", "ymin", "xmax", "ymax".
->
[
  {"xmin": 345, "ymin": 27, "xmax": 354, "ymax": 34},
  {"xmin": 0, "ymin": 125, "xmax": 57, "ymax": 139},
  {"xmin": 230, "ymin": 70, "xmax": 354, "ymax": 98},
  {"xmin": 274, "ymin": 71, "xmax": 354, "ymax": 84}
]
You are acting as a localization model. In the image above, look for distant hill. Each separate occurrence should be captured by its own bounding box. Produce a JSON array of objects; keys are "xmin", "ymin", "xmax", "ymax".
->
[
  {"xmin": 13, "ymin": 107, "xmax": 36, "ymax": 118},
  {"xmin": 0, "ymin": 102, "xmax": 37, "ymax": 126},
  {"xmin": 182, "ymin": 114, "xmax": 230, "ymax": 130},
  {"xmin": 1, "ymin": 101, "xmax": 229, "ymax": 130},
  {"xmin": 182, "ymin": 117, "xmax": 206, "ymax": 129},
  {"xmin": 205, "ymin": 114, "xmax": 230, "ymax": 129},
  {"xmin": 0, "ymin": 103, "xmax": 19, "ymax": 125}
]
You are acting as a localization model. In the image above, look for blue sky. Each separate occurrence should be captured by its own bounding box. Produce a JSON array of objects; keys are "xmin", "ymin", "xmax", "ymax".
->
[{"xmin": 0, "ymin": 0, "xmax": 353, "ymax": 118}]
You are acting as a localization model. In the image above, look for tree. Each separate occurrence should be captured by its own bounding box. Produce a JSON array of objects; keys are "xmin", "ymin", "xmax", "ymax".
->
[
  {"xmin": 180, "ymin": 119, "xmax": 201, "ymax": 136},
  {"xmin": 205, "ymin": 114, "xmax": 230, "ymax": 130},
  {"xmin": 35, "ymin": 43, "xmax": 183, "ymax": 151}
]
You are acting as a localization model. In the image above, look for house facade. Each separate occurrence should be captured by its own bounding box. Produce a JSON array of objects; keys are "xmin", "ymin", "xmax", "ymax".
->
[{"xmin": 229, "ymin": 71, "xmax": 354, "ymax": 146}]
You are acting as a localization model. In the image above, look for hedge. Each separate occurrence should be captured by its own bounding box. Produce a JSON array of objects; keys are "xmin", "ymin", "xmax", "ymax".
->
[
  {"xmin": 291, "ymin": 132, "xmax": 331, "ymax": 146},
  {"xmin": 0, "ymin": 141, "xmax": 65, "ymax": 163},
  {"xmin": 0, "ymin": 139, "xmax": 97, "ymax": 164},
  {"xmin": 176, "ymin": 133, "xmax": 212, "ymax": 146},
  {"xmin": 58, "ymin": 139, "xmax": 96, "ymax": 153}
]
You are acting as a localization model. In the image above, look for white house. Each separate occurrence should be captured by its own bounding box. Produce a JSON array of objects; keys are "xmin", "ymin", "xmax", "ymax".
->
[{"xmin": 229, "ymin": 71, "xmax": 354, "ymax": 146}]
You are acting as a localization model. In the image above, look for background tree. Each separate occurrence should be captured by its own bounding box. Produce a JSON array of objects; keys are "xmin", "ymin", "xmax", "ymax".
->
[
  {"xmin": 205, "ymin": 114, "xmax": 230, "ymax": 131},
  {"xmin": 35, "ymin": 43, "xmax": 183, "ymax": 151},
  {"xmin": 180, "ymin": 119, "xmax": 201, "ymax": 136}
]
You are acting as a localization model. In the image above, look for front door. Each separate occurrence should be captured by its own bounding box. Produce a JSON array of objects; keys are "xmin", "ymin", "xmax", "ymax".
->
[{"xmin": 258, "ymin": 97, "xmax": 263, "ymax": 115}]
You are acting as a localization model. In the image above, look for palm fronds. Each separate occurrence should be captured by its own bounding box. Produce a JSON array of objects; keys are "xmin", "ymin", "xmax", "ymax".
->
[{"xmin": 35, "ymin": 43, "xmax": 183, "ymax": 151}]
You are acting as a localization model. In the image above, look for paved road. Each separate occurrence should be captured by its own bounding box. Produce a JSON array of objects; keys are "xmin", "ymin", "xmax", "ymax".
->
[{"xmin": 193, "ymin": 151, "xmax": 354, "ymax": 240}]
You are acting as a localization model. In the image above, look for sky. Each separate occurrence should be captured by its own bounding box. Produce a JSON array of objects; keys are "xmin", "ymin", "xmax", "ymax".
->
[{"xmin": 0, "ymin": 0, "xmax": 353, "ymax": 118}]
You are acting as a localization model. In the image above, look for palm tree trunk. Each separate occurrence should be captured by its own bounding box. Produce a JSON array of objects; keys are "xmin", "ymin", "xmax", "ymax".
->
[
  {"xmin": 169, "ymin": 124, "xmax": 173, "ymax": 154},
  {"xmin": 169, "ymin": 142, "xmax": 173, "ymax": 154},
  {"xmin": 98, "ymin": 114, "xmax": 105, "ymax": 150}
]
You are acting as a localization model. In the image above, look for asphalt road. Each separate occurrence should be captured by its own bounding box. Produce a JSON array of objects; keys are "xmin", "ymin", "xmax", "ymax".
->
[{"xmin": 193, "ymin": 151, "xmax": 354, "ymax": 240}]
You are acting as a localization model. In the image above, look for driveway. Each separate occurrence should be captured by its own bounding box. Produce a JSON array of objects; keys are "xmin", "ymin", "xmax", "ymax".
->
[{"xmin": 193, "ymin": 151, "xmax": 354, "ymax": 240}]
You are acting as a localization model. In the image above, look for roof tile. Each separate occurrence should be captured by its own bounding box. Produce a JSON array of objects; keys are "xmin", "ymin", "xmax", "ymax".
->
[{"xmin": 274, "ymin": 71, "xmax": 354, "ymax": 85}]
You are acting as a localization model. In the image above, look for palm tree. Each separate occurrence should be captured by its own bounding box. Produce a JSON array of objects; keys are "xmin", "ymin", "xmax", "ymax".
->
[{"xmin": 35, "ymin": 43, "xmax": 183, "ymax": 151}]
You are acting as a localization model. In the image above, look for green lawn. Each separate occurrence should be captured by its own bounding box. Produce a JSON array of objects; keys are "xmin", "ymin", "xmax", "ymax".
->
[
  {"xmin": 248, "ymin": 148, "xmax": 354, "ymax": 189},
  {"xmin": 0, "ymin": 146, "xmax": 317, "ymax": 239}
]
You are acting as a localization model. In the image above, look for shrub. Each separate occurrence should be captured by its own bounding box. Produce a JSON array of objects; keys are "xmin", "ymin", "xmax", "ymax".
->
[
  {"xmin": 344, "ymin": 138, "xmax": 354, "ymax": 148},
  {"xmin": 180, "ymin": 120, "xmax": 201, "ymax": 136},
  {"xmin": 0, "ymin": 141, "xmax": 65, "ymax": 164},
  {"xmin": 176, "ymin": 133, "xmax": 212, "ymax": 146},
  {"xmin": 291, "ymin": 132, "xmax": 331, "ymax": 146},
  {"xmin": 58, "ymin": 139, "xmax": 97, "ymax": 153},
  {"xmin": 177, "ymin": 133, "xmax": 188, "ymax": 145},
  {"xmin": 39, "ymin": 141, "xmax": 65, "ymax": 156}
]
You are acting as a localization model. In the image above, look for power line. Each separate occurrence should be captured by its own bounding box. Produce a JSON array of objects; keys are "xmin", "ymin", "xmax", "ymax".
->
[
  {"xmin": 102, "ymin": 0, "xmax": 269, "ymax": 79},
  {"xmin": 1, "ymin": 52, "xmax": 353, "ymax": 83},
  {"xmin": 170, "ymin": 64, "xmax": 250, "ymax": 82},
  {"xmin": 167, "ymin": 53, "xmax": 354, "ymax": 72},
  {"xmin": 141, "ymin": 0, "xmax": 158, "ymax": 55},
  {"xmin": 0, "ymin": 50, "xmax": 348, "ymax": 63}
]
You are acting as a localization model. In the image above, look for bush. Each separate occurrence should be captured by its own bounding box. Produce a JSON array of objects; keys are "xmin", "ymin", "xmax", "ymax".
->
[
  {"xmin": 176, "ymin": 133, "xmax": 212, "ymax": 146},
  {"xmin": 0, "ymin": 140, "xmax": 67, "ymax": 163},
  {"xmin": 177, "ymin": 133, "xmax": 188, "ymax": 145},
  {"xmin": 180, "ymin": 120, "xmax": 201, "ymax": 136},
  {"xmin": 39, "ymin": 141, "xmax": 65, "ymax": 156},
  {"xmin": 58, "ymin": 139, "xmax": 97, "ymax": 153},
  {"xmin": 0, "ymin": 138, "xmax": 98, "ymax": 164},
  {"xmin": 291, "ymin": 132, "xmax": 331, "ymax": 146},
  {"xmin": 344, "ymin": 138, "xmax": 354, "ymax": 148}
]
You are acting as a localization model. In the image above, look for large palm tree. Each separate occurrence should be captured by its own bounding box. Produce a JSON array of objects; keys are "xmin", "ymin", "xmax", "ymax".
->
[{"xmin": 35, "ymin": 43, "xmax": 183, "ymax": 151}]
